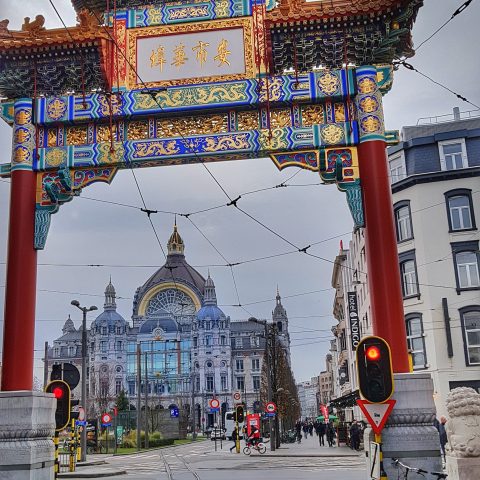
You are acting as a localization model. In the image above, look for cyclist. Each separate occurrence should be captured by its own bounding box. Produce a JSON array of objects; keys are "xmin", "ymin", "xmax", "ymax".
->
[{"xmin": 246, "ymin": 425, "xmax": 260, "ymax": 447}]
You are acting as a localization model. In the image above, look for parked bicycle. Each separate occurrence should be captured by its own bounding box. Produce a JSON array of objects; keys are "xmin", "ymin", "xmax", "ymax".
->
[
  {"xmin": 243, "ymin": 439, "xmax": 267, "ymax": 455},
  {"xmin": 392, "ymin": 458, "xmax": 447, "ymax": 479}
]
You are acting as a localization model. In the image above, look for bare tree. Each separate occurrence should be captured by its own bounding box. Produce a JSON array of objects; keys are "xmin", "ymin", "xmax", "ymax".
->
[{"xmin": 261, "ymin": 334, "xmax": 300, "ymax": 437}]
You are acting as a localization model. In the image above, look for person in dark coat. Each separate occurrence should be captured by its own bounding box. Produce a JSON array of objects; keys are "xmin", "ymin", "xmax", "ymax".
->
[
  {"xmin": 229, "ymin": 428, "xmax": 239, "ymax": 452},
  {"xmin": 295, "ymin": 420, "xmax": 302, "ymax": 443},
  {"xmin": 435, "ymin": 416, "xmax": 448, "ymax": 462},
  {"xmin": 326, "ymin": 421, "xmax": 336, "ymax": 447},
  {"xmin": 349, "ymin": 421, "xmax": 361, "ymax": 450},
  {"xmin": 315, "ymin": 421, "xmax": 326, "ymax": 446}
]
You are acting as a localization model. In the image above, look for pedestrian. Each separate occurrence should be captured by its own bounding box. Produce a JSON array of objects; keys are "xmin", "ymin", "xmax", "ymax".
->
[
  {"xmin": 308, "ymin": 422, "xmax": 314, "ymax": 436},
  {"xmin": 295, "ymin": 420, "xmax": 302, "ymax": 443},
  {"xmin": 229, "ymin": 427, "xmax": 239, "ymax": 453},
  {"xmin": 303, "ymin": 422, "xmax": 308, "ymax": 439},
  {"xmin": 326, "ymin": 421, "xmax": 336, "ymax": 447},
  {"xmin": 434, "ymin": 416, "xmax": 448, "ymax": 463},
  {"xmin": 349, "ymin": 421, "xmax": 361, "ymax": 451},
  {"xmin": 315, "ymin": 421, "xmax": 326, "ymax": 446}
]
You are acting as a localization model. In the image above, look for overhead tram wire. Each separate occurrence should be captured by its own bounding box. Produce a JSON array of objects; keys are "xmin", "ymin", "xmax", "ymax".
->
[
  {"xmin": 394, "ymin": 60, "xmax": 480, "ymax": 110},
  {"xmin": 182, "ymin": 215, "xmax": 247, "ymax": 313},
  {"xmin": 414, "ymin": 0, "xmax": 474, "ymax": 52},
  {"xmin": 0, "ymin": 230, "xmax": 353, "ymax": 270}
]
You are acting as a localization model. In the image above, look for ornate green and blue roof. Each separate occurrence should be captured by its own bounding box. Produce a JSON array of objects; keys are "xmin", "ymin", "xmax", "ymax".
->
[{"xmin": 0, "ymin": 0, "xmax": 422, "ymax": 100}]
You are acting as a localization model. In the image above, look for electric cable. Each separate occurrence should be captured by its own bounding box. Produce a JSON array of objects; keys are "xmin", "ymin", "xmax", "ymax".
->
[
  {"xmin": 394, "ymin": 60, "xmax": 479, "ymax": 110},
  {"xmin": 414, "ymin": 0, "xmax": 474, "ymax": 52}
]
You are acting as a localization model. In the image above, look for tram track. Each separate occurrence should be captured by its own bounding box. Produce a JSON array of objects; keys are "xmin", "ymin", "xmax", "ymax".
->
[{"xmin": 160, "ymin": 450, "xmax": 201, "ymax": 480}]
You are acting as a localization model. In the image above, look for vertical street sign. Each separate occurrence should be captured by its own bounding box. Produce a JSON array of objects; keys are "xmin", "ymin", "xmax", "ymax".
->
[{"xmin": 347, "ymin": 292, "xmax": 360, "ymax": 350}]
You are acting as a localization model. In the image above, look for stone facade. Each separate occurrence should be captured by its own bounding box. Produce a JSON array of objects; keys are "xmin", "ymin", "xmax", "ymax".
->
[
  {"xmin": 328, "ymin": 110, "xmax": 480, "ymax": 419},
  {"xmin": 48, "ymin": 226, "xmax": 291, "ymax": 429}
]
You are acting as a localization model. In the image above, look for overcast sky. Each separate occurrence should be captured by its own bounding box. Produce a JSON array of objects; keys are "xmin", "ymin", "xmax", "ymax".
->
[{"xmin": 0, "ymin": 0, "xmax": 479, "ymax": 385}]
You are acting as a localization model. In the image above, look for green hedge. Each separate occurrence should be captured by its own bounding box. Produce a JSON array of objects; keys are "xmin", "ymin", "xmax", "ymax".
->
[{"xmin": 120, "ymin": 430, "xmax": 174, "ymax": 448}]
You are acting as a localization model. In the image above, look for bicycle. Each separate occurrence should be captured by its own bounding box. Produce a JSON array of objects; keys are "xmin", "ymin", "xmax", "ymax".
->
[
  {"xmin": 392, "ymin": 458, "xmax": 447, "ymax": 479},
  {"xmin": 243, "ymin": 439, "xmax": 266, "ymax": 455}
]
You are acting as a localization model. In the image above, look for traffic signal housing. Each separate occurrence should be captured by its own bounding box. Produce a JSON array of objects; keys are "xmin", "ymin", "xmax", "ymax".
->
[
  {"xmin": 45, "ymin": 380, "xmax": 71, "ymax": 431},
  {"xmin": 235, "ymin": 405, "xmax": 244, "ymax": 423},
  {"xmin": 356, "ymin": 336, "xmax": 394, "ymax": 403}
]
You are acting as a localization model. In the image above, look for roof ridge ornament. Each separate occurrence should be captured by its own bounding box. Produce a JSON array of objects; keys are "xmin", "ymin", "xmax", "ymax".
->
[{"xmin": 21, "ymin": 15, "xmax": 46, "ymax": 38}]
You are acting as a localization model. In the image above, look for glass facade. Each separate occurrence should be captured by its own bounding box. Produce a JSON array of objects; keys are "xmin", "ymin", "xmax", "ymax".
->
[{"xmin": 126, "ymin": 339, "xmax": 192, "ymax": 395}]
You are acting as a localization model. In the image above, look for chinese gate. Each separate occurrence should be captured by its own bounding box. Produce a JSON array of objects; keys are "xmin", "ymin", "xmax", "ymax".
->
[{"xmin": 0, "ymin": 0, "xmax": 423, "ymax": 390}]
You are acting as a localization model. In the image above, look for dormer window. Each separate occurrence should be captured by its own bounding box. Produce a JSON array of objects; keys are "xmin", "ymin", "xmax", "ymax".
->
[{"xmin": 439, "ymin": 139, "xmax": 468, "ymax": 171}]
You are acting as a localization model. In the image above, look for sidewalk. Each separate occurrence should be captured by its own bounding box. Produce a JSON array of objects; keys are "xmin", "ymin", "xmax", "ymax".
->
[{"xmin": 58, "ymin": 459, "xmax": 126, "ymax": 478}]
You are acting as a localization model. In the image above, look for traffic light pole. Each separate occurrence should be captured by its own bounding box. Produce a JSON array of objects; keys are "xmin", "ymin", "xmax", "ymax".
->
[
  {"xmin": 374, "ymin": 433, "xmax": 387, "ymax": 480},
  {"xmin": 266, "ymin": 324, "xmax": 275, "ymax": 452}
]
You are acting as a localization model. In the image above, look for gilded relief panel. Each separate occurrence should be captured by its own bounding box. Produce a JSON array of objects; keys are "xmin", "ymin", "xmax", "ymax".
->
[
  {"xmin": 96, "ymin": 125, "xmax": 118, "ymax": 143},
  {"xmin": 269, "ymin": 109, "xmax": 291, "ymax": 129},
  {"xmin": 47, "ymin": 129, "xmax": 58, "ymax": 147},
  {"xmin": 237, "ymin": 111, "xmax": 259, "ymax": 131},
  {"xmin": 302, "ymin": 105, "xmax": 325, "ymax": 127},
  {"xmin": 127, "ymin": 121, "xmax": 149, "ymax": 141},
  {"xmin": 156, "ymin": 114, "xmax": 228, "ymax": 138},
  {"xmin": 66, "ymin": 127, "xmax": 88, "ymax": 146}
]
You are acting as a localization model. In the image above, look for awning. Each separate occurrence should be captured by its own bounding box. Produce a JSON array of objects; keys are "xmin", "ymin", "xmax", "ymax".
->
[{"xmin": 329, "ymin": 389, "xmax": 360, "ymax": 409}]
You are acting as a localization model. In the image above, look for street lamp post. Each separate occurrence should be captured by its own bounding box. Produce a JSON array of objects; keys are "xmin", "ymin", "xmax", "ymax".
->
[
  {"xmin": 71, "ymin": 300, "xmax": 98, "ymax": 463},
  {"xmin": 248, "ymin": 317, "xmax": 275, "ymax": 452},
  {"xmin": 190, "ymin": 362, "xmax": 197, "ymax": 440}
]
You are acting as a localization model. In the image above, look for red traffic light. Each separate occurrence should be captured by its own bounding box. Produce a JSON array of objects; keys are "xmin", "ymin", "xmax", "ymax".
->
[
  {"xmin": 52, "ymin": 386, "xmax": 65, "ymax": 399},
  {"xmin": 366, "ymin": 346, "xmax": 381, "ymax": 361}
]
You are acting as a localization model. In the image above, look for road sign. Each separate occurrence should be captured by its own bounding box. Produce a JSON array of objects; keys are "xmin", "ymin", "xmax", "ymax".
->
[
  {"xmin": 101, "ymin": 413, "xmax": 112, "ymax": 425},
  {"xmin": 76, "ymin": 420, "xmax": 87, "ymax": 427},
  {"xmin": 232, "ymin": 391, "xmax": 242, "ymax": 403},
  {"xmin": 209, "ymin": 398, "xmax": 220, "ymax": 409},
  {"xmin": 357, "ymin": 399, "xmax": 396, "ymax": 434},
  {"xmin": 77, "ymin": 406, "xmax": 85, "ymax": 421},
  {"xmin": 265, "ymin": 402, "xmax": 277, "ymax": 413}
]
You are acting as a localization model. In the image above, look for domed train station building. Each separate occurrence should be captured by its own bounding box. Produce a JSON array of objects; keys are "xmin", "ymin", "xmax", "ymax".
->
[{"xmin": 49, "ymin": 225, "xmax": 291, "ymax": 430}]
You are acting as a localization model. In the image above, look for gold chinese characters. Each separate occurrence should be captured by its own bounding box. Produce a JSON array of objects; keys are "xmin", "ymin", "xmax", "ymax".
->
[{"xmin": 150, "ymin": 39, "xmax": 231, "ymax": 71}]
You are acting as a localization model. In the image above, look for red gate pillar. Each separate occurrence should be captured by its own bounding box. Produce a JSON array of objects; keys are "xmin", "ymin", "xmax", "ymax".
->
[
  {"xmin": 355, "ymin": 67, "xmax": 410, "ymax": 373},
  {"xmin": 1, "ymin": 98, "xmax": 38, "ymax": 390}
]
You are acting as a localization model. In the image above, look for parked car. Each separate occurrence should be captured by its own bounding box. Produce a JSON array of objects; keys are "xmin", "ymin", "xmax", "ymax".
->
[{"xmin": 210, "ymin": 427, "xmax": 226, "ymax": 440}]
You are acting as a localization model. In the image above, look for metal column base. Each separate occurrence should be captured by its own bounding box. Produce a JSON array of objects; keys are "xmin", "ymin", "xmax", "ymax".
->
[{"xmin": 0, "ymin": 391, "xmax": 56, "ymax": 480}]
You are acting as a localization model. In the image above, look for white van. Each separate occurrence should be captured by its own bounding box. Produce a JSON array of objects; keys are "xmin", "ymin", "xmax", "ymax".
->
[{"xmin": 224, "ymin": 411, "xmax": 244, "ymax": 440}]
